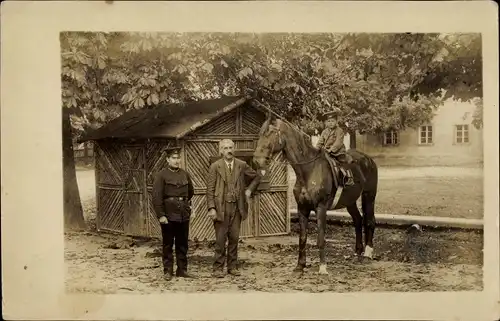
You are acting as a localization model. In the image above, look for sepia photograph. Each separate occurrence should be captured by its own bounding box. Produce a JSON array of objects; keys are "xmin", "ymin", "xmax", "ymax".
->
[
  {"xmin": 62, "ymin": 31, "xmax": 484, "ymax": 293},
  {"xmin": 1, "ymin": 1, "xmax": 498, "ymax": 320}
]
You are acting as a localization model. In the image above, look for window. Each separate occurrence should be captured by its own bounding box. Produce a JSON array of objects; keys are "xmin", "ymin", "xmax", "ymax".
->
[
  {"xmin": 455, "ymin": 124, "xmax": 470, "ymax": 144},
  {"xmin": 419, "ymin": 125, "xmax": 433, "ymax": 144},
  {"xmin": 383, "ymin": 131, "xmax": 399, "ymax": 146}
]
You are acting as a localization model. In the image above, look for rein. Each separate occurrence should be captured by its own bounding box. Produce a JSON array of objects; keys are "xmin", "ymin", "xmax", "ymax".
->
[{"xmin": 258, "ymin": 126, "xmax": 323, "ymax": 166}]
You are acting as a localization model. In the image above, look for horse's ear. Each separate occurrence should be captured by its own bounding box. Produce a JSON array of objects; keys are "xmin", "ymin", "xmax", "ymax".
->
[
  {"xmin": 268, "ymin": 111, "xmax": 280, "ymax": 125},
  {"xmin": 266, "ymin": 110, "xmax": 272, "ymax": 121}
]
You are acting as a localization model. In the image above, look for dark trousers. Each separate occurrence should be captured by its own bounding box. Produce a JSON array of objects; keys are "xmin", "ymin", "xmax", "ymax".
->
[
  {"xmin": 213, "ymin": 201, "xmax": 241, "ymax": 271},
  {"xmin": 161, "ymin": 220, "xmax": 190, "ymax": 274}
]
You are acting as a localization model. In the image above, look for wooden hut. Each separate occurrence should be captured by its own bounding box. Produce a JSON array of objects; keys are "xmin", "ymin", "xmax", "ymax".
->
[{"xmin": 79, "ymin": 96, "xmax": 290, "ymax": 240}]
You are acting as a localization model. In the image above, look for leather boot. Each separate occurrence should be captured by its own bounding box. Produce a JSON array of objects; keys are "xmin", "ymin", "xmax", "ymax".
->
[
  {"xmin": 212, "ymin": 269, "xmax": 225, "ymax": 278},
  {"xmin": 344, "ymin": 169, "xmax": 355, "ymax": 186},
  {"xmin": 164, "ymin": 270, "xmax": 173, "ymax": 281},
  {"xmin": 176, "ymin": 269, "xmax": 196, "ymax": 278},
  {"xmin": 228, "ymin": 268, "xmax": 241, "ymax": 276}
]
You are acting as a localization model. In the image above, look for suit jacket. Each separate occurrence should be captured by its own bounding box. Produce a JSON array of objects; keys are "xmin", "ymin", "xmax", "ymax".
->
[
  {"xmin": 316, "ymin": 126, "xmax": 346, "ymax": 156},
  {"xmin": 206, "ymin": 157, "xmax": 262, "ymax": 222}
]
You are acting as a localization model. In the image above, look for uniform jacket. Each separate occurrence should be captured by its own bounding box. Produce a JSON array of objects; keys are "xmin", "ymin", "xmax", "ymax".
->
[
  {"xmin": 316, "ymin": 126, "xmax": 346, "ymax": 156},
  {"xmin": 206, "ymin": 157, "xmax": 262, "ymax": 222},
  {"xmin": 152, "ymin": 167, "xmax": 194, "ymax": 222}
]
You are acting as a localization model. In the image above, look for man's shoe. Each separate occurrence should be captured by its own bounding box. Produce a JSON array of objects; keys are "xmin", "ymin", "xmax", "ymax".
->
[
  {"xmin": 164, "ymin": 272, "xmax": 173, "ymax": 281},
  {"xmin": 176, "ymin": 270, "xmax": 196, "ymax": 278},
  {"xmin": 211, "ymin": 270, "xmax": 225, "ymax": 278},
  {"xmin": 228, "ymin": 269, "xmax": 241, "ymax": 276}
]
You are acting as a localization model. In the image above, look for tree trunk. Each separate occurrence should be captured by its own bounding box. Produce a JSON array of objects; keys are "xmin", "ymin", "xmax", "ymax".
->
[
  {"xmin": 349, "ymin": 130, "xmax": 357, "ymax": 149},
  {"xmin": 63, "ymin": 108, "xmax": 87, "ymax": 231}
]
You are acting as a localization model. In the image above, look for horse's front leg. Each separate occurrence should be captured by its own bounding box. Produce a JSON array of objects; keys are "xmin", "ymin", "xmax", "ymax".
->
[
  {"xmin": 294, "ymin": 204, "xmax": 310, "ymax": 274},
  {"xmin": 316, "ymin": 204, "xmax": 328, "ymax": 275}
]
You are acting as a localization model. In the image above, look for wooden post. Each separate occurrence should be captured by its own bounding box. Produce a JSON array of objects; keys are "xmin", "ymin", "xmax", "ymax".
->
[
  {"xmin": 349, "ymin": 130, "xmax": 357, "ymax": 149},
  {"xmin": 94, "ymin": 142, "xmax": 101, "ymax": 231}
]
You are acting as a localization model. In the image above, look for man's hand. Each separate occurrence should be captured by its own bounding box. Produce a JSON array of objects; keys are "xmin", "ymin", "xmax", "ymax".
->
[
  {"xmin": 245, "ymin": 189, "xmax": 252, "ymax": 198},
  {"xmin": 159, "ymin": 216, "xmax": 168, "ymax": 224},
  {"xmin": 188, "ymin": 201, "xmax": 195, "ymax": 219},
  {"xmin": 207, "ymin": 208, "xmax": 217, "ymax": 220}
]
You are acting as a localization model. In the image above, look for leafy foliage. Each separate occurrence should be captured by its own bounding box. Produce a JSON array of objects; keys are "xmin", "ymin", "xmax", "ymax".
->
[{"xmin": 61, "ymin": 32, "xmax": 482, "ymax": 137}]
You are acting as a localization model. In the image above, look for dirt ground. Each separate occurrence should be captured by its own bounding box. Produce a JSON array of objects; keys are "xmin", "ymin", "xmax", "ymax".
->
[
  {"xmin": 65, "ymin": 220, "xmax": 483, "ymax": 293},
  {"xmin": 68, "ymin": 166, "xmax": 483, "ymax": 293}
]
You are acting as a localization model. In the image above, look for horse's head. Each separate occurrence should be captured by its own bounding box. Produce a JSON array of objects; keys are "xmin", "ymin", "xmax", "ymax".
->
[{"xmin": 253, "ymin": 111, "xmax": 286, "ymax": 170}]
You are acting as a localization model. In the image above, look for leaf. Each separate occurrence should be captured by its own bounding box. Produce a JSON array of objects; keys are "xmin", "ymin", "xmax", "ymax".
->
[
  {"xmin": 96, "ymin": 32, "xmax": 108, "ymax": 47},
  {"xmin": 133, "ymin": 97, "xmax": 145, "ymax": 109},
  {"xmin": 270, "ymin": 63, "xmax": 283, "ymax": 72},
  {"xmin": 151, "ymin": 92, "xmax": 160, "ymax": 105},
  {"xmin": 167, "ymin": 52, "xmax": 183, "ymax": 60},
  {"xmin": 202, "ymin": 62, "xmax": 214, "ymax": 73},
  {"xmin": 93, "ymin": 109, "xmax": 106, "ymax": 121},
  {"xmin": 175, "ymin": 65, "xmax": 188, "ymax": 74},
  {"xmin": 121, "ymin": 92, "xmax": 134, "ymax": 104},
  {"xmin": 97, "ymin": 55, "xmax": 107, "ymax": 69},
  {"xmin": 220, "ymin": 44, "xmax": 231, "ymax": 55},
  {"xmin": 238, "ymin": 67, "xmax": 253, "ymax": 79}
]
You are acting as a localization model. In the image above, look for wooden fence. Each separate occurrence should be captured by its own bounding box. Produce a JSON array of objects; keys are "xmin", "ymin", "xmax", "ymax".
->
[{"xmin": 74, "ymin": 142, "xmax": 94, "ymax": 166}]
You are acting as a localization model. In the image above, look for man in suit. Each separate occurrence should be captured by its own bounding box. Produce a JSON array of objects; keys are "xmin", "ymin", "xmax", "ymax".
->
[
  {"xmin": 152, "ymin": 146, "xmax": 195, "ymax": 281},
  {"xmin": 206, "ymin": 139, "xmax": 262, "ymax": 278}
]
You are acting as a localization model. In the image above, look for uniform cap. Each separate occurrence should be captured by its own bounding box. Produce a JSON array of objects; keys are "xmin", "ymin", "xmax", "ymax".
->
[
  {"xmin": 163, "ymin": 146, "xmax": 182, "ymax": 157},
  {"xmin": 320, "ymin": 108, "xmax": 341, "ymax": 121}
]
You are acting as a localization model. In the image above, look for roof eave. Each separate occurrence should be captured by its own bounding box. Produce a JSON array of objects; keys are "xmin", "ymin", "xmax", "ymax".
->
[
  {"xmin": 174, "ymin": 96, "xmax": 248, "ymax": 139},
  {"xmin": 77, "ymin": 134, "xmax": 179, "ymax": 143},
  {"xmin": 77, "ymin": 96, "xmax": 248, "ymax": 143}
]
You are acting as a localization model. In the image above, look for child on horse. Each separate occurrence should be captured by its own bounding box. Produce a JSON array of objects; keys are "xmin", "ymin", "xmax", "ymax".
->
[{"xmin": 316, "ymin": 109, "xmax": 355, "ymax": 187}]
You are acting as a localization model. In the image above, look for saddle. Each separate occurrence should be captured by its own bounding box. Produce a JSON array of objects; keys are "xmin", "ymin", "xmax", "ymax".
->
[
  {"xmin": 324, "ymin": 153, "xmax": 342, "ymax": 188},
  {"xmin": 323, "ymin": 151, "xmax": 363, "ymax": 187}
]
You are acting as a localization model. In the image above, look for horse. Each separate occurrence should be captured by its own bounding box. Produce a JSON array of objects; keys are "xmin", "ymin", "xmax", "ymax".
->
[{"xmin": 253, "ymin": 112, "xmax": 379, "ymax": 275}]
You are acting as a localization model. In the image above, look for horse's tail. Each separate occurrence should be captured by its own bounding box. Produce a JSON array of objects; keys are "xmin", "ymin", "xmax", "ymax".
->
[{"xmin": 358, "ymin": 151, "xmax": 378, "ymax": 213}]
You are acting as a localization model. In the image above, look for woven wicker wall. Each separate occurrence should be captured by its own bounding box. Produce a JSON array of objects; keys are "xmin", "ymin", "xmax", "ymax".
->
[{"xmin": 94, "ymin": 104, "xmax": 290, "ymax": 240}]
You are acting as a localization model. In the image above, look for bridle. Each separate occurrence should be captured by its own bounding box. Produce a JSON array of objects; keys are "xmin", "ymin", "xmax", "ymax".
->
[{"xmin": 257, "ymin": 125, "xmax": 323, "ymax": 167}]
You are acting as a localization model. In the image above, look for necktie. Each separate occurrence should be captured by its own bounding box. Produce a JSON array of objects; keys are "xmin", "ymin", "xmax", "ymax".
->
[{"xmin": 228, "ymin": 163, "xmax": 232, "ymax": 173}]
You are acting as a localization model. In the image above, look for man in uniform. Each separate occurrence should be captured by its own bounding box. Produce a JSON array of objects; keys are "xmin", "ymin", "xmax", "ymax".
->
[
  {"xmin": 316, "ymin": 109, "xmax": 355, "ymax": 186},
  {"xmin": 152, "ymin": 146, "xmax": 195, "ymax": 281},
  {"xmin": 206, "ymin": 139, "xmax": 262, "ymax": 278}
]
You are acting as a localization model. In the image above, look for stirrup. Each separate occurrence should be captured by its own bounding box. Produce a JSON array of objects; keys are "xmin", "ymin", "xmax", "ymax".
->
[{"xmin": 344, "ymin": 177, "xmax": 355, "ymax": 186}]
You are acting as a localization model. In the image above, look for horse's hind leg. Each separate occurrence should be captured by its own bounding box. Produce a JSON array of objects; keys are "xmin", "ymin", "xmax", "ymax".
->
[
  {"xmin": 346, "ymin": 204, "xmax": 364, "ymax": 256},
  {"xmin": 362, "ymin": 190, "xmax": 376, "ymax": 259},
  {"xmin": 316, "ymin": 204, "xmax": 328, "ymax": 275},
  {"xmin": 294, "ymin": 204, "xmax": 310, "ymax": 273}
]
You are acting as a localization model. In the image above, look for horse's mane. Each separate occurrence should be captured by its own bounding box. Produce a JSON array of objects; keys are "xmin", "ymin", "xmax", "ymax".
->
[
  {"xmin": 259, "ymin": 111, "xmax": 319, "ymax": 156},
  {"xmin": 279, "ymin": 120, "xmax": 319, "ymax": 155}
]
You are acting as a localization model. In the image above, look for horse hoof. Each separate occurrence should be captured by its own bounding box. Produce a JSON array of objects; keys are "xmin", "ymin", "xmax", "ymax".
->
[
  {"xmin": 318, "ymin": 264, "xmax": 328, "ymax": 275},
  {"xmin": 363, "ymin": 246, "xmax": 374, "ymax": 259}
]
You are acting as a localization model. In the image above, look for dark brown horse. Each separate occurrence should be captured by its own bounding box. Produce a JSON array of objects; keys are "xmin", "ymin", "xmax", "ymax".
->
[{"xmin": 253, "ymin": 112, "xmax": 378, "ymax": 275}]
